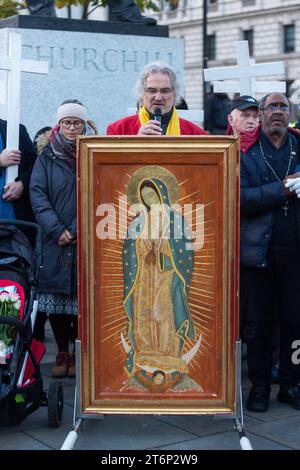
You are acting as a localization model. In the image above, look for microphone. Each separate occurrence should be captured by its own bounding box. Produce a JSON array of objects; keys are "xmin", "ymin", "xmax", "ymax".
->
[{"xmin": 153, "ymin": 108, "xmax": 162, "ymax": 124}]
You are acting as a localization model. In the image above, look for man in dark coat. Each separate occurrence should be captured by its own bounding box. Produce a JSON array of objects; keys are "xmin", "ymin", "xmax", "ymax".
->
[
  {"xmin": 0, "ymin": 119, "xmax": 36, "ymax": 221},
  {"xmin": 240, "ymin": 93, "xmax": 300, "ymax": 412},
  {"xmin": 204, "ymin": 92, "xmax": 231, "ymax": 135}
]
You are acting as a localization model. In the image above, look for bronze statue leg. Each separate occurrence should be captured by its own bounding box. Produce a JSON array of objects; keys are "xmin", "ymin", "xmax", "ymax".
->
[
  {"xmin": 108, "ymin": 0, "xmax": 157, "ymax": 24},
  {"xmin": 26, "ymin": 0, "xmax": 156, "ymax": 24},
  {"xmin": 26, "ymin": 0, "xmax": 56, "ymax": 16}
]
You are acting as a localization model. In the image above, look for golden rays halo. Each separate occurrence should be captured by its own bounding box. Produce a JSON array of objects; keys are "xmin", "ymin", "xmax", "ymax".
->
[
  {"xmin": 100, "ymin": 169, "xmax": 218, "ymax": 364},
  {"xmin": 126, "ymin": 166, "xmax": 179, "ymax": 205}
]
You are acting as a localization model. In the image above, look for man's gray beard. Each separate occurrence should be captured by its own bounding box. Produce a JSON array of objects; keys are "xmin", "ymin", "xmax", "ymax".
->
[{"xmin": 268, "ymin": 125, "xmax": 287, "ymax": 137}]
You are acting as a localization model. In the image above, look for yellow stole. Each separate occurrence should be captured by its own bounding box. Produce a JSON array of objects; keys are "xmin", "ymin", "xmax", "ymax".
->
[{"xmin": 138, "ymin": 106, "xmax": 181, "ymax": 136}]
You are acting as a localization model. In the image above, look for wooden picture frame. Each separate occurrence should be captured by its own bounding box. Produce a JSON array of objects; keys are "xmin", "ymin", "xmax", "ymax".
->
[{"xmin": 77, "ymin": 136, "xmax": 239, "ymax": 415}]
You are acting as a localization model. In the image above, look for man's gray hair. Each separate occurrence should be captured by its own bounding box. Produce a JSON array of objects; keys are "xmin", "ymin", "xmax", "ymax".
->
[
  {"xmin": 135, "ymin": 62, "xmax": 180, "ymax": 104},
  {"xmin": 259, "ymin": 93, "xmax": 290, "ymax": 111}
]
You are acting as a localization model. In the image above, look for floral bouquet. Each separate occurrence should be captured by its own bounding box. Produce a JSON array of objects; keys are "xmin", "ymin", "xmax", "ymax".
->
[{"xmin": 0, "ymin": 286, "xmax": 22, "ymax": 364}]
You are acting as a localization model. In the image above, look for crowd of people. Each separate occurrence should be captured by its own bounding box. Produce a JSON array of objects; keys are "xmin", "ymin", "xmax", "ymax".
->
[{"xmin": 1, "ymin": 61, "xmax": 300, "ymax": 411}]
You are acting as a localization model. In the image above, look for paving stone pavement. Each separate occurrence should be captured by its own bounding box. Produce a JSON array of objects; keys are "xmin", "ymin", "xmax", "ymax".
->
[{"xmin": 1, "ymin": 322, "xmax": 300, "ymax": 451}]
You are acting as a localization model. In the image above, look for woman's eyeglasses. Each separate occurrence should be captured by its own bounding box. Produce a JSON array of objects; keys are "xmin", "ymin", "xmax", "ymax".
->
[{"xmin": 60, "ymin": 120, "xmax": 84, "ymax": 129}]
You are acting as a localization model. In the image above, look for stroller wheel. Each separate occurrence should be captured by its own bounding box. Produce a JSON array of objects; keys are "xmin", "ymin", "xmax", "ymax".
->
[{"xmin": 48, "ymin": 381, "xmax": 64, "ymax": 427}]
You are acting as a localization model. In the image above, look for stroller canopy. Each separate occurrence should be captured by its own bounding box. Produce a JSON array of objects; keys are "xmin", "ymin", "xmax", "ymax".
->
[{"xmin": 0, "ymin": 225, "xmax": 34, "ymax": 271}]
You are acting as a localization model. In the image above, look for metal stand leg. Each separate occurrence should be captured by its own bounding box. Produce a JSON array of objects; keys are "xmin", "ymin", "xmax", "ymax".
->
[
  {"xmin": 234, "ymin": 417, "xmax": 253, "ymax": 450},
  {"xmin": 60, "ymin": 339, "xmax": 83, "ymax": 450},
  {"xmin": 61, "ymin": 418, "xmax": 82, "ymax": 450},
  {"xmin": 60, "ymin": 339, "xmax": 254, "ymax": 450},
  {"xmin": 234, "ymin": 340, "xmax": 253, "ymax": 450}
]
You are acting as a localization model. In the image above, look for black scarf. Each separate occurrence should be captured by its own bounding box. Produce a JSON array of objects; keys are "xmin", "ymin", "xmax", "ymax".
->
[{"xmin": 50, "ymin": 127, "xmax": 77, "ymax": 170}]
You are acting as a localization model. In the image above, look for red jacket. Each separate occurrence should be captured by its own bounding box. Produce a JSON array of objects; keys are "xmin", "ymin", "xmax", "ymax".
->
[
  {"xmin": 107, "ymin": 114, "xmax": 207, "ymax": 136},
  {"xmin": 226, "ymin": 123, "xmax": 300, "ymax": 152}
]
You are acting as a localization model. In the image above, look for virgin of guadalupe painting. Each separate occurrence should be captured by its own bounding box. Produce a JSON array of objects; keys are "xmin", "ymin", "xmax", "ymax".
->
[
  {"xmin": 78, "ymin": 135, "xmax": 239, "ymax": 415},
  {"xmin": 121, "ymin": 166, "xmax": 203, "ymax": 393}
]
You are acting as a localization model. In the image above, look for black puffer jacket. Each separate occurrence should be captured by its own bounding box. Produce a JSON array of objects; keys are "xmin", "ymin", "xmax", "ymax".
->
[
  {"xmin": 0, "ymin": 119, "xmax": 36, "ymax": 221},
  {"xmin": 240, "ymin": 131, "xmax": 300, "ymax": 268},
  {"xmin": 29, "ymin": 144, "xmax": 77, "ymax": 294},
  {"xmin": 204, "ymin": 93, "xmax": 231, "ymax": 134}
]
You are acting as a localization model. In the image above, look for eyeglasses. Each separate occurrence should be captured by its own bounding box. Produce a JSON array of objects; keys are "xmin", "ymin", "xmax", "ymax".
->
[
  {"xmin": 144, "ymin": 88, "xmax": 173, "ymax": 96},
  {"xmin": 60, "ymin": 120, "xmax": 84, "ymax": 129},
  {"xmin": 263, "ymin": 103, "xmax": 289, "ymax": 112}
]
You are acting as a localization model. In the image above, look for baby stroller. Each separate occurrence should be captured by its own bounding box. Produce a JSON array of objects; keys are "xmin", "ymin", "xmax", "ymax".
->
[{"xmin": 0, "ymin": 219, "xmax": 63, "ymax": 427}]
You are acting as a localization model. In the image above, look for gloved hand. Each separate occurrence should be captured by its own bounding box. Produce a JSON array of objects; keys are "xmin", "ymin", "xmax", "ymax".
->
[{"xmin": 285, "ymin": 177, "xmax": 300, "ymax": 197}]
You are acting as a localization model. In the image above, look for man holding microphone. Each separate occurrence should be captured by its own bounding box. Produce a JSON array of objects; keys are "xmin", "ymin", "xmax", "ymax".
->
[{"xmin": 107, "ymin": 62, "xmax": 206, "ymax": 137}]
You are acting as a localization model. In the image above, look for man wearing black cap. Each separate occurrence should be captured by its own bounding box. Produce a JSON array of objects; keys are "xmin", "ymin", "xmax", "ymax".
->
[
  {"xmin": 240, "ymin": 93, "xmax": 300, "ymax": 412},
  {"xmin": 227, "ymin": 95, "xmax": 259, "ymax": 137}
]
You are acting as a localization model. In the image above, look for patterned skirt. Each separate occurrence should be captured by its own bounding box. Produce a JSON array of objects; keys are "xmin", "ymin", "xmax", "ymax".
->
[{"xmin": 37, "ymin": 293, "xmax": 78, "ymax": 316}]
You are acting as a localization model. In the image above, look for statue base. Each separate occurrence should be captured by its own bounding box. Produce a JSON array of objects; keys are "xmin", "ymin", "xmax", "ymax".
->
[{"xmin": 0, "ymin": 14, "xmax": 168, "ymax": 38}]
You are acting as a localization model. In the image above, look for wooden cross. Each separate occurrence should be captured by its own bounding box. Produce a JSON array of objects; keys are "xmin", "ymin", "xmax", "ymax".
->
[
  {"xmin": 0, "ymin": 32, "xmax": 48, "ymax": 183},
  {"xmin": 204, "ymin": 41, "xmax": 286, "ymax": 97}
]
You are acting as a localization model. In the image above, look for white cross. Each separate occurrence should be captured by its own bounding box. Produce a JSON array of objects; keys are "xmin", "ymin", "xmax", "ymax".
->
[
  {"xmin": 0, "ymin": 32, "xmax": 48, "ymax": 184},
  {"xmin": 290, "ymin": 80, "xmax": 300, "ymax": 105},
  {"xmin": 204, "ymin": 41, "xmax": 286, "ymax": 97},
  {"xmin": 0, "ymin": 80, "xmax": 5, "ymax": 105}
]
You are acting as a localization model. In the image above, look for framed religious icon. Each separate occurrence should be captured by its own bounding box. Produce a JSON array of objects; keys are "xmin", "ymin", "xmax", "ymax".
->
[{"xmin": 77, "ymin": 136, "xmax": 239, "ymax": 415}]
